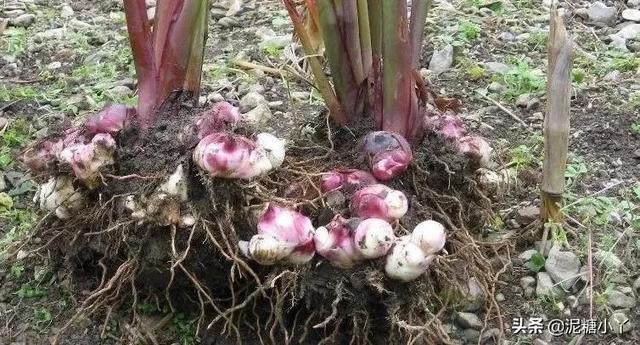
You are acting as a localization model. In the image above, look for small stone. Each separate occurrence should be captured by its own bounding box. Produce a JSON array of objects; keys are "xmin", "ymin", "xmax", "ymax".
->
[
  {"xmin": 604, "ymin": 70, "xmax": 622, "ymax": 81},
  {"xmin": 240, "ymin": 91, "xmax": 268, "ymax": 112},
  {"xmin": 61, "ymin": 4, "xmax": 74, "ymax": 18},
  {"xmin": 615, "ymin": 24, "xmax": 640, "ymax": 40},
  {"xmin": 622, "ymin": 9, "xmax": 640, "ymax": 22},
  {"xmin": 462, "ymin": 328, "xmax": 480, "ymax": 341},
  {"xmin": 594, "ymin": 250, "xmax": 622, "ymax": 268},
  {"xmin": 498, "ymin": 32, "xmax": 515, "ymax": 41},
  {"xmin": 607, "ymin": 290, "xmax": 636, "ymax": 309},
  {"xmin": 519, "ymin": 249, "xmax": 539, "ymax": 262},
  {"xmin": 218, "ymin": 17, "xmax": 240, "ymax": 28},
  {"xmin": 16, "ymin": 250, "xmax": 28, "ymax": 260},
  {"xmin": 0, "ymin": 174, "xmax": 6, "ymax": 192},
  {"xmin": 544, "ymin": 246, "xmax": 581, "ymax": 290},
  {"xmin": 524, "ymin": 286, "xmax": 535, "ymax": 298},
  {"xmin": 480, "ymin": 328, "xmax": 501, "ymax": 343},
  {"xmin": 536, "ymin": 272, "xmax": 561, "ymax": 297},
  {"xmin": 520, "ymin": 276, "xmax": 536, "ymax": 290},
  {"xmin": 495, "ymin": 293, "xmax": 505, "ymax": 302},
  {"xmin": 428, "ymin": 45, "xmax": 454, "ymax": 75},
  {"xmin": 484, "ymin": 62, "xmax": 508, "ymax": 74},
  {"xmin": 106, "ymin": 85, "xmax": 133, "ymax": 100},
  {"xmin": 585, "ymin": 2, "xmax": 617, "ymax": 26},
  {"xmin": 488, "ymin": 82, "xmax": 505, "ymax": 93},
  {"xmin": 609, "ymin": 312, "xmax": 633, "ymax": 334},
  {"xmin": 46, "ymin": 61, "xmax": 62, "ymax": 70},
  {"xmin": 243, "ymin": 103, "xmax": 272, "ymax": 125},
  {"xmin": 291, "ymin": 91, "xmax": 310, "ymax": 101},
  {"xmin": 207, "ymin": 93, "xmax": 225, "ymax": 103},
  {"xmin": 464, "ymin": 277, "xmax": 486, "ymax": 312},
  {"xmin": 515, "ymin": 206, "xmax": 540, "ymax": 225},
  {"xmin": 211, "ymin": 8, "xmax": 227, "ymax": 20},
  {"xmin": 455, "ymin": 312, "xmax": 483, "ymax": 330},
  {"xmin": 10, "ymin": 14, "xmax": 36, "ymax": 28},
  {"xmin": 35, "ymin": 28, "xmax": 66, "ymax": 41},
  {"xmin": 515, "ymin": 93, "xmax": 530, "ymax": 108}
]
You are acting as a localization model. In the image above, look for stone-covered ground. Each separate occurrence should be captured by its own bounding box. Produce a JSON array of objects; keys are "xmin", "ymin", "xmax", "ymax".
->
[{"xmin": 1, "ymin": 0, "xmax": 639, "ymax": 344}]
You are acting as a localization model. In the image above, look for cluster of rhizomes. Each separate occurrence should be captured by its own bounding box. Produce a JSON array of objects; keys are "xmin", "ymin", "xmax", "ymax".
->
[
  {"xmin": 238, "ymin": 122, "xmax": 492, "ymax": 281},
  {"xmin": 23, "ymin": 102, "xmax": 286, "ymax": 226}
]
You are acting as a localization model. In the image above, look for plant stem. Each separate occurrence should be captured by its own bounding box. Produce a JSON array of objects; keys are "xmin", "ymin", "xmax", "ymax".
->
[
  {"xmin": 283, "ymin": 0, "xmax": 347, "ymax": 124},
  {"xmin": 183, "ymin": 0, "xmax": 211, "ymax": 102},
  {"xmin": 541, "ymin": 6, "xmax": 574, "ymax": 222},
  {"xmin": 123, "ymin": 0, "xmax": 158, "ymax": 131},
  {"xmin": 409, "ymin": 0, "xmax": 431, "ymax": 68},
  {"xmin": 357, "ymin": 0, "xmax": 372, "ymax": 78},
  {"xmin": 381, "ymin": 0, "xmax": 420, "ymax": 140},
  {"xmin": 368, "ymin": 0, "xmax": 383, "ymax": 127}
]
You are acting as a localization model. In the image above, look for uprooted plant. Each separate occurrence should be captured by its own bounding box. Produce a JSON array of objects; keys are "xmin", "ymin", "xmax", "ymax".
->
[{"xmin": 12, "ymin": 0, "xmax": 512, "ymax": 344}]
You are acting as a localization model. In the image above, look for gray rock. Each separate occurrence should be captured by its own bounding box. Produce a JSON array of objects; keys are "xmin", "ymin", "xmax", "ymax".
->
[
  {"xmin": 455, "ymin": 312, "xmax": 483, "ymax": 330},
  {"xmin": 544, "ymin": 246, "xmax": 581, "ymax": 290},
  {"xmin": 429, "ymin": 45, "xmax": 454, "ymax": 75},
  {"xmin": 615, "ymin": 24, "xmax": 640, "ymax": 39},
  {"xmin": 464, "ymin": 277, "xmax": 485, "ymax": 312},
  {"xmin": 243, "ymin": 103, "xmax": 272, "ymax": 125},
  {"xmin": 484, "ymin": 62, "xmax": 508, "ymax": 74},
  {"xmin": 218, "ymin": 16, "xmax": 240, "ymax": 28},
  {"xmin": 607, "ymin": 290, "xmax": 636, "ymax": 309},
  {"xmin": 519, "ymin": 249, "xmax": 539, "ymax": 262},
  {"xmin": 515, "ymin": 93, "xmax": 531, "ymax": 108},
  {"xmin": 46, "ymin": 61, "xmax": 62, "ymax": 70},
  {"xmin": 462, "ymin": 328, "xmax": 480, "ymax": 341},
  {"xmin": 536, "ymin": 272, "xmax": 561, "ymax": 297},
  {"xmin": 488, "ymin": 81, "xmax": 505, "ymax": 93},
  {"xmin": 495, "ymin": 293, "xmax": 505, "ymax": 302},
  {"xmin": 35, "ymin": 28, "xmax": 66, "ymax": 41},
  {"xmin": 604, "ymin": 70, "xmax": 623, "ymax": 81},
  {"xmin": 520, "ymin": 276, "xmax": 536, "ymax": 290},
  {"xmin": 61, "ymin": 4, "xmax": 74, "ymax": 18},
  {"xmin": 622, "ymin": 9, "xmax": 640, "ymax": 22},
  {"xmin": 586, "ymin": 2, "xmax": 617, "ymax": 25},
  {"xmin": 480, "ymin": 328, "xmax": 500, "ymax": 343},
  {"xmin": 515, "ymin": 206, "xmax": 540, "ymax": 225},
  {"xmin": 207, "ymin": 93, "xmax": 225, "ymax": 103},
  {"xmin": 498, "ymin": 32, "xmax": 515, "ymax": 41},
  {"xmin": 594, "ymin": 250, "xmax": 622, "ymax": 268},
  {"xmin": 106, "ymin": 85, "xmax": 133, "ymax": 100},
  {"xmin": 69, "ymin": 19, "xmax": 93, "ymax": 30},
  {"xmin": 240, "ymin": 91, "xmax": 268, "ymax": 112},
  {"xmin": 10, "ymin": 14, "xmax": 36, "ymax": 28},
  {"xmin": 291, "ymin": 91, "xmax": 311, "ymax": 101},
  {"xmin": 609, "ymin": 312, "xmax": 633, "ymax": 334},
  {"xmin": 211, "ymin": 8, "xmax": 227, "ymax": 19},
  {"xmin": 609, "ymin": 35, "xmax": 628, "ymax": 51}
]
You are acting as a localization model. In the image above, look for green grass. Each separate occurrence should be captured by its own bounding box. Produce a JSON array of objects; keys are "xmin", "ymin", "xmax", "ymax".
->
[
  {"xmin": 457, "ymin": 20, "xmax": 481, "ymax": 42},
  {"xmin": 170, "ymin": 313, "xmax": 197, "ymax": 345},
  {"xmin": 497, "ymin": 62, "xmax": 546, "ymax": 100},
  {"xmin": 606, "ymin": 53, "xmax": 640, "ymax": 73},
  {"xmin": 1, "ymin": 27, "xmax": 28, "ymax": 57}
]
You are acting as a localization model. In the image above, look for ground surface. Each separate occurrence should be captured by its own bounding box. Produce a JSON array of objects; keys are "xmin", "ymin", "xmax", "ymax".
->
[{"xmin": 1, "ymin": 0, "xmax": 639, "ymax": 344}]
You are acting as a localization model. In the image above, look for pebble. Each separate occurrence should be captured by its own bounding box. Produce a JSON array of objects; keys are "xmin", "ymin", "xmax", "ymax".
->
[
  {"xmin": 462, "ymin": 328, "xmax": 480, "ymax": 341},
  {"xmin": 107, "ymin": 85, "xmax": 133, "ymax": 100},
  {"xmin": 211, "ymin": 8, "xmax": 227, "ymax": 20},
  {"xmin": 428, "ymin": 44, "xmax": 454, "ymax": 75},
  {"xmin": 455, "ymin": 312, "xmax": 483, "ymax": 330},
  {"xmin": 10, "ymin": 13, "xmax": 36, "ymax": 28},
  {"xmin": 518, "ymin": 249, "xmax": 539, "ymax": 262},
  {"xmin": 243, "ymin": 103, "xmax": 272, "ymax": 125},
  {"xmin": 488, "ymin": 81, "xmax": 505, "ymax": 93},
  {"xmin": 622, "ymin": 9, "xmax": 640, "ymax": 22},
  {"xmin": 498, "ymin": 31, "xmax": 515, "ymax": 41},
  {"xmin": 207, "ymin": 93, "xmax": 225, "ymax": 103},
  {"xmin": 515, "ymin": 93, "xmax": 531, "ymax": 108},
  {"xmin": 515, "ymin": 206, "xmax": 540, "ymax": 225},
  {"xmin": 614, "ymin": 24, "xmax": 640, "ymax": 40},
  {"xmin": 240, "ymin": 91, "xmax": 269, "ymax": 112},
  {"xmin": 35, "ymin": 28, "xmax": 66, "ymax": 41},
  {"xmin": 520, "ymin": 276, "xmax": 536, "ymax": 290},
  {"xmin": 544, "ymin": 246, "xmax": 581, "ymax": 290},
  {"xmin": 484, "ymin": 61, "xmax": 508, "ymax": 74},
  {"xmin": 46, "ymin": 61, "xmax": 62, "ymax": 70},
  {"xmin": 464, "ymin": 277, "xmax": 485, "ymax": 312},
  {"xmin": 0, "ymin": 174, "xmax": 6, "ymax": 192},
  {"xmin": 585, "ymin": 2, "xmax": 617, "ymax": 26},
  {"xmin": 607, "ymin": 290, "xmax": 637, "ymax": 309},
  {"xmin": 609, "ymin": 312, "xmax": 633, "ymax": 334},
  {"xmin": 495, "ymin": 293, "xmax": 505, "ymax": 302},
  {"xmin": 218, "ymin": 17, "xmax": 240, "ymax": 28},
  {"xmin": 61, "ymin": 4, "xmax": 74, "ymax": 18},
  {"xmin": 536, "ymin": 272, "xmax": 561, "ymax": 297}
]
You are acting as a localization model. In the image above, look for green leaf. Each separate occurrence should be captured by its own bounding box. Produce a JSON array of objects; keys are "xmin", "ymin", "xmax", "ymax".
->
[{"xmin": 524, "ymin": 251, "xmax": 545, "ymax": 272}]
